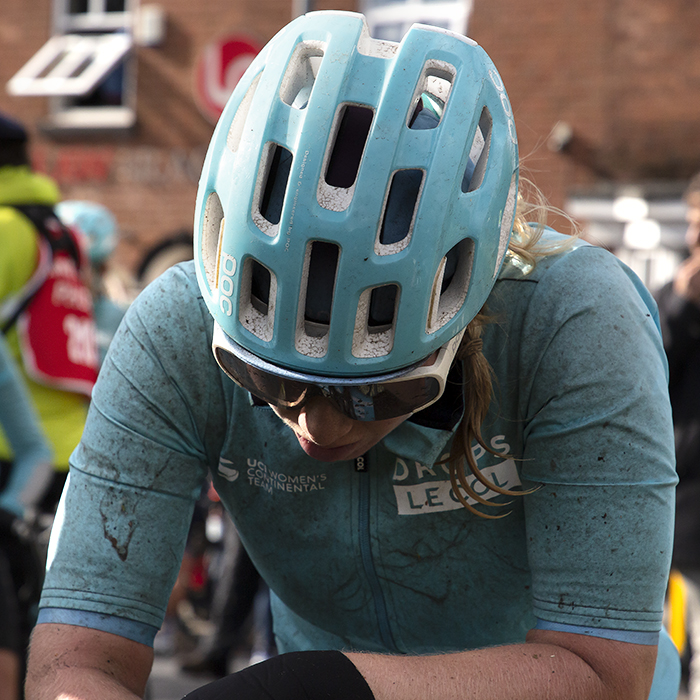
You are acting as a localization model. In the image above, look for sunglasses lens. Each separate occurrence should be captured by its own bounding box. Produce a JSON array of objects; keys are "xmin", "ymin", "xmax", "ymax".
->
[
  {"xmin": 214, "ymin": 347, "xmax": 443, "ymax": 421},
  {"xmin": 215, "ymin": 347, "xmax": 307, "ymax": 407},
  {"xmin": 324, "ymin": 379, "xmax": 442, "ymax": 421}
]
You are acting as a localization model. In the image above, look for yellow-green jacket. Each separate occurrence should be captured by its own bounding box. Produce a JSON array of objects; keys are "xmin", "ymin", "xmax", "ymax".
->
[{"xmin": 0, "ymin": 165, "xmax": 88, "ymax": 469}]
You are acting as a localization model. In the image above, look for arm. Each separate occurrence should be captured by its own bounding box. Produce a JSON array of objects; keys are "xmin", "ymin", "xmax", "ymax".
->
[
  {"xmin": 26, "ymin": 268, "xmax": 220, "ymax": 698},
  {"xmin": 423, "ymin": 245, "xmax": 673, "ymax": 700},
  {"xmin": 346, "ymin": 629, "xmax": 655, "ymax": 700},
  {"xmin": 25, "ymin": 624, "xmax": 152, "ymax": 700},
  {"xmin": 0, "ymin": 334, "xmax": 53, "ymax": 517},
  {"xmin": 179, "ymin": 631, "xmax": 655, "ymax": 700}
]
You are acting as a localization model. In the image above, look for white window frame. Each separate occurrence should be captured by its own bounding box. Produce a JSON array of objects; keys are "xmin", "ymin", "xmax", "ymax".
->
[
  {"xmin": 56, "ymin": 0, "xmax": 131, "ymax": 33},
  {"xmin": 8, "ymin": 34, "xmax": 131, "ymax": 98},
  {"xmin": 360, "ymin": 0, "xmax": 473, "ymax": 42},
  {"xmin": 6, "ymin": 0, "xmax": 136, "ymax": 131}
]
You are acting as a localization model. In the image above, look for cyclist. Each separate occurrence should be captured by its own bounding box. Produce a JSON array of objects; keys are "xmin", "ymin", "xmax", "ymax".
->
[
  {"xmin": 0, "ymin": 112, "xmax": 97, "ymax": 517},
  {"xmin": 655, "ymin": 171, "xmax": 700, "ymax": 697},
  {"xmin": 55, "ymin": 200, "xmax": 127, "ymax": 367},
  {"xmin": 0, "ymin": 333, "xmax": 52, "ymax": 700},
  {"xmin": 26, "ymin": 12, "xmax": 679, "ymax": 700}
]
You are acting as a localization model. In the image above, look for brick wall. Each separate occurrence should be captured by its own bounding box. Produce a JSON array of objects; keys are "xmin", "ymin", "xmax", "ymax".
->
[
  {"xmin": 1, "ymin": 0, "xmax": 699, "ymax": 271},
  {"xmin": 605, "ymin": 0, "xmax": 700, "ymax": 180},
  {"xmin": 470, "ymin": 0, "xmax": 700, "ymax": 202}
]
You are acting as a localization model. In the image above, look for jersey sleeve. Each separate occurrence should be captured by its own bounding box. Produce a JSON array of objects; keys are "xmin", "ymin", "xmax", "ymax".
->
[
  {"xmin": 513, "ymin": 245, "xmax": 676, "ymax": 634},
  {"xmin": 38, "ymin": 264, "xmax": 224, "ymax": 641}
]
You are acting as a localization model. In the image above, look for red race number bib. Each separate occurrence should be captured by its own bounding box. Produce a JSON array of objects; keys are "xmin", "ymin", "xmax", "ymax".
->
[{"xmin": 17, "ymin": 237, "xmax": 98, "ymax": 396}]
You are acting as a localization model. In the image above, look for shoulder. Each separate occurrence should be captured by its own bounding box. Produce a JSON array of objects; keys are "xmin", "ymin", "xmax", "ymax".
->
[
  {"xmin": 121, "ymin": 261, "xmax": 211, "ymax": 352},
  {"xmin": 493, "ymin": 233, "xmax": 659, "ymax": 327},
  {"xmin": 653, "ymin": 279, "xmax": 674, "ymax": 305},
  {"xmin": 0, "ymin": 166, "xmax": 60, "ymax": 206},
  {"xmin": 92, "ymin": 260, "xmax": 226, "ymax": 451},
  {"xmin": 112, "ymin": 261, "xmax": 221, "ymax": 387},
  {"xmin": 653, "ymin": 279, "xmax": 695, "ymax": 321},
  {"xmin": 0, "ymin": 207, "xmax": 40, "ymax": 300},
  {"xmin": 0, "ymin": 204, "xmax": 38, "ymax": 242},
  {"xmin": 0, "ymin": 166, "xmax": 58, "ymax": 264},
  {"xmin": 483, "ymin": 233, "xmax": 667, "ymax": 391},
  {"xmin": 129, "ymin": 260, "xmax": 204, "ymax": 320}
]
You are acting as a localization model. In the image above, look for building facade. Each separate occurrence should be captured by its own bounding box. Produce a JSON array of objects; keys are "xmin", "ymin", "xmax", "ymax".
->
[{"xmin": 2, "ymin": 0, "xmax": 700, "ymax": 287}]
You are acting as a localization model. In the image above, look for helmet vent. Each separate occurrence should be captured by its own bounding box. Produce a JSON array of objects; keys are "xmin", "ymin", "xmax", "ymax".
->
[
  {"xmin": 227, "ymin": 72, "xmax": 262, "ymax": 153},
  {"xmin": 352, "ymin": 284, "xmax": 399, "ymax": 358},
  {"xmin": 317, "ymin": 104, "xmax": 373, "ymax": 212},
  {"xmin": 250, "ymin": 259, "xmax": 271, "ymax": 313},
  {"xmin": 408, "ymin": 61, "xmax": 454, "ymax": 130},
  {"xmin": 461, "ymin": 108, "xmax": 492, "ymax": 193},
  {"xmin": 295, "ymin": 241, "xmax": 340, "ymax": 357},
  {"xmin": 253, "ymin": 142, "xmax": 293, "ymax": 236},
  {"xmin": 408, "ymin": 92, "xmax": 444, "ymax": 130},
  {"xmin": 426, "ymin": 238, "xmax": 474, "ymax": 334},
  {"xmin": 368, "ymin": 284, "xmax": 398, "ymax": 328},
  {"xmin": 239, "ymin": 258, "xmax": 277, "ymax": 342},
  {"xmin": 376, "ymin": 169, "xmax": 424, "ymax": 254},
  {"xmin": 201, "ymin": 191, "xmax": 225, "ymax": 293},
  {"xmin": 280, "ymin": 41, "xmax": 325, "ymax": 110},
  {"xmin": 325, "ymin": 105, "xmax": 373, "ymax": 187}
]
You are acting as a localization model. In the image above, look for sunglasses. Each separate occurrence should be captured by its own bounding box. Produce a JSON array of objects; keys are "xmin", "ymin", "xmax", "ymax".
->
[{"xmin": 212, "ymin": 323, "xmax": 465, "ymax": 422}]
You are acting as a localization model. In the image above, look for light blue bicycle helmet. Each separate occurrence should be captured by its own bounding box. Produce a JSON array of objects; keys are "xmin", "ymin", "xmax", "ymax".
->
[
  {"xmin": 56, "ymin": 200, "xmax": 118, "ymax": 265},
  {"xmin": 195, "ymin": 11, "xmax": 518, "ymax": 377}
]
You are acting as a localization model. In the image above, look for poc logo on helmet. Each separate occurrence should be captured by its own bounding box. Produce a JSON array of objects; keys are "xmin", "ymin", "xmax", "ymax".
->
[
  {"xmin": 488, "ymin": 68, "xmax": 517, "ymax": 145},
  {"xmin": 218, "ymin": 252, "xmax": 237, "ymax": 316}
]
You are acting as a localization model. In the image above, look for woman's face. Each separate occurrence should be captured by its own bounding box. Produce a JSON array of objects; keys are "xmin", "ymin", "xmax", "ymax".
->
[{"xmin": 270, "ymin": 397, "xmax": 410, "ymax": 463}]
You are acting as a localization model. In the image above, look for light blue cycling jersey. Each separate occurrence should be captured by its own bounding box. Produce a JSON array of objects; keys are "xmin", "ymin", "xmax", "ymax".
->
[{"xmin": 38, "ymin": 233, "xmax": 679, "ymax": 696}]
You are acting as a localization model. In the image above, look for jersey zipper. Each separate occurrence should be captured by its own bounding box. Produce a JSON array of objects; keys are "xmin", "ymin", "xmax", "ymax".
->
[{"xmin": 355, "ymin": 453, "xmax": 398, "ymax": 652}]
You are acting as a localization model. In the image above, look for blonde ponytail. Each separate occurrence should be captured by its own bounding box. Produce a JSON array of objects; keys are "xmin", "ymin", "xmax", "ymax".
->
[
  {"xmin": 446, "ymin": 314, "xmax": 523, "ymax": 519},
  {"xmin": 445, "ymin": 177, "xmax": 579, "ymax": 518}
]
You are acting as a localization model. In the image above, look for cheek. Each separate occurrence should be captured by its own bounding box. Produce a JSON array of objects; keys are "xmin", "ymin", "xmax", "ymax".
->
[{"xmin": 270, "ymin": 405, "xmax": 301, "ymax": 430}]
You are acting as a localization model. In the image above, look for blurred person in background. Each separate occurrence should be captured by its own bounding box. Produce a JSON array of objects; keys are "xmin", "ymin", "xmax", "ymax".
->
[
  {"xmin": 178, "ymin": 505, "xmax": 276, "ymax": 677},
  {"xmin": 0, "ymin": 332, "xmax": 53, "ymax": 700},
  {"xmin": 655, "ymin": 171, "xmax": 700, "ymax": 699},
  {"xmin": 56, "ymin": 200, "xmax": 128, "ymax": 367},
  {"xmin": 0, "ymin": 112, "xmax": 97, "ymax": 516}
]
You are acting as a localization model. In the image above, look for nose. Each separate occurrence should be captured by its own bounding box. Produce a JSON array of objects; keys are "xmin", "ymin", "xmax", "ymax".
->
[{"xmin": 297, "ymin": 397, "xmax": 354, "ymax": 446}]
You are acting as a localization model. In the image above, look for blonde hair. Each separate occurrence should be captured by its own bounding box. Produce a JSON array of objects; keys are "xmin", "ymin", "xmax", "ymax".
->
[{"xmin": 447, "ymin": 177, "xmax": 579, "ymax": 518}]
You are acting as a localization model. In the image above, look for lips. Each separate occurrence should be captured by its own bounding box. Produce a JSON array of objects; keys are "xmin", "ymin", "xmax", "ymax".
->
[{"xmin": 295, "ymin": 435, "xmax": 362, "ymax": 462}]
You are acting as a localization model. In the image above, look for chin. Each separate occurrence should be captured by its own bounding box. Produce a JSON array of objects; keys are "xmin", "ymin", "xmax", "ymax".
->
[{"xmin": 295, "ymin": 435, "xmax": 366, "ymax": 463}]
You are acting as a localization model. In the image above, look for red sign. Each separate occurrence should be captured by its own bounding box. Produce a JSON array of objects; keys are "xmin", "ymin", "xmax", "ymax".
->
[{"xmin": 194, "ymin": 34, "xmax": 263, "ymax": 124}]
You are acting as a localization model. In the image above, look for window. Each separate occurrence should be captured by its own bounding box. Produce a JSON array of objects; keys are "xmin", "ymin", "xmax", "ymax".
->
[
  {"xmin": 360, "ymin": 0, "xmax": 473, "ymax": 41},
  {"xmin": 7, "ymin": 0, "xmax": 138, "ymax": 131}
]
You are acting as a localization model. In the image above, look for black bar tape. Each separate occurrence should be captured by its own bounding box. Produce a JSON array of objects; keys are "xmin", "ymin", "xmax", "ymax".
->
[{"xmin": 181, "ymin": 650, "xmax": 376, "ymax": 700}]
